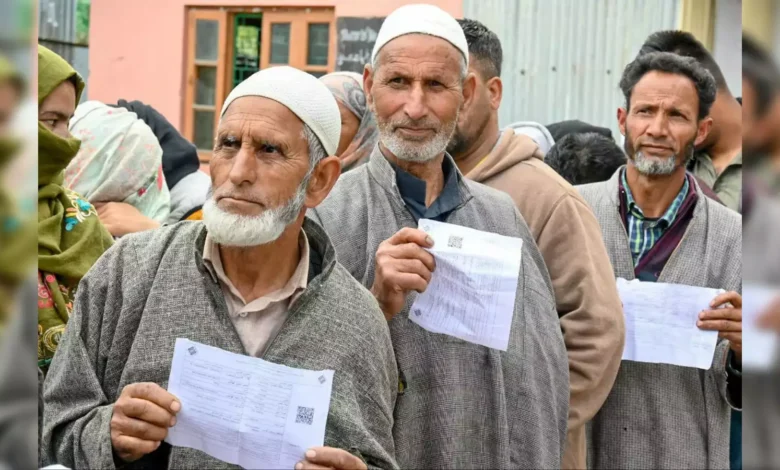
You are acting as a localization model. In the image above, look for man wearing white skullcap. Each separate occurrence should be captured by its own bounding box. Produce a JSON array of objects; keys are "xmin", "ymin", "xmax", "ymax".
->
[
  {"xmin": 309, "ymin": 5, "xmax": 569, "ymax": 469},
  {"xmin": 42, "ymin": 66, "xmax": 399, "ymax": 470}
]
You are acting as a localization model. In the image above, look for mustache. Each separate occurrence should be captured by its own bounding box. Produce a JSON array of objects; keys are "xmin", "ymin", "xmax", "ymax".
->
[
  {"xmin": 211, "ymin": 188, "xmax": 264, "ymax": 205},
  {"xmin": 389, "ymin": 117, "xmax": 440, "ymax": 130},
  {"xmin": 636, "ymin": 139, "xmax": 674, "ymax": 149}
]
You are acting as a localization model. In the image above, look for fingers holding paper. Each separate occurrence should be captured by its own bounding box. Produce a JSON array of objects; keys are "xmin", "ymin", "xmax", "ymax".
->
[
  {"xmin": 698, "ymin": 291, "xmax": 742, "ymax": 361},
  {"xmin": 111, "ymin": 382, "xmax": 181, "ymax": 463},
  {"xmin": 296, "ymin": 447, "xmax": 368, "ymax": 470},
  {"xmin": 371, "ymin": 228, "xmax": 436, "ymax": 321}
]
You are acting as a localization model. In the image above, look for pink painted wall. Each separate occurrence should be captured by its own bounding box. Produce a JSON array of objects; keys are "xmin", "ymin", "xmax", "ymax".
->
[{"xmin": 89, "ymin": 0, "xmax": 463, "ymax": 132}]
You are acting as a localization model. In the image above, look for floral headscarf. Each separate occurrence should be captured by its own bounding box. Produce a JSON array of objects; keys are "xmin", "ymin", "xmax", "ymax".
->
[{"xmin": 66, "ymin": 101, "xmax": 170, "ymax": 223}]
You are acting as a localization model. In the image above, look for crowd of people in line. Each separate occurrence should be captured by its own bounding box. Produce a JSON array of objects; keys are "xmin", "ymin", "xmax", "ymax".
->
[{"xmin": 11, "ymin": 2, "xmax": 780, "ymax": 469}]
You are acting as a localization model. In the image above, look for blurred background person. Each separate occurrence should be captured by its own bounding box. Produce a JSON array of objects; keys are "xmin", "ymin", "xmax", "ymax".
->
[
  {"xmin": 66, "ymin": 100, "xmax": 171, "ymax": 238},
  {"xmin": 544, "ymin": 132, "xmax": 626, "ymax": 185},
  {"xmin": 114, "ymin": 99, "xmax": 210, "ymax": 223},
  {"xmin": 0, "ymin": 54, "xmax": 33, "ymax": 327},
  {"xmin": 0, "ymin": 279, "xmax": 37, "ymax": 470},
  {"xmin": 742, "ymin": 170, "xmax": 780, "ymax": 470},
  {"xmin": 37, "ymin": 45, "xmax": 113, "ymax": 374},
  {"xmin": 742, "ymin": 34, "xmax": 780, "ymax": 195},
  {"xmin": 0, "ymin": 49, "xmax": 37, "ymax": 470},
  {"xmin": 637, "ymin": 30, "xmax": 743, "ymax": 213},
  {"xmin": 546, "ymin": 119, "xmax": 614, "ymax": 143},
  {"xmin": 320, "ymin": 72, "xmax": 378, "ymax": 172}
]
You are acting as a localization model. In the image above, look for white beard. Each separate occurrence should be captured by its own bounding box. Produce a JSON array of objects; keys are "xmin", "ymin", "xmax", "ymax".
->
[
  {"xmin": 376, "ymin": 111, "xmax": 459, "ymax": 163},
  {"xmin": 202, "ymin": 179, "xmax": 308, "ymax": 247}
]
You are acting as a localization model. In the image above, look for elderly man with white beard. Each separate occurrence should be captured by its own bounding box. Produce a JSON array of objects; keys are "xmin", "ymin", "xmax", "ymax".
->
[
  {"xmin": 577, "ymin": 52, "xmax": 742, "ymax": 469},
  {"xmin": 308, "ymin": 4, "xmax": 569, "ymax": 469},
  {"xmin": 41, "ymin": 66, "xmax": 399, "ymax": 470}
]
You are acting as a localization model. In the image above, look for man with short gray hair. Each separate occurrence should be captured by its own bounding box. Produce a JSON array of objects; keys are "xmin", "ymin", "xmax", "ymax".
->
[
  {"xmin": 42, "ymin": 66, "xmax": 399, "ymax": 470},
  {"xmin": 578, "ymin": 52, "xmax": 742, "ymax": 469},
  {"xmin": 309, "ymin": 4, "xmax": 569, "ymax": 469}
]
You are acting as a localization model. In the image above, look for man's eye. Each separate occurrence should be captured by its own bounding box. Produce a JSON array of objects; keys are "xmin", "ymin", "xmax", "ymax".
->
[
  {"xmin": 260, "ymin": 144, "xmax": 279, "ymax": 154},
  {"xmin": 429, "ymin": 80, "xmax": 443, "ymax": 88},
  {"xmin": 41, "ymin": 119, "xmax": 57, "ymax": 128},
  {"xmin": 389, "ymin": 77, "xmax": 404, "ymax": 85},
  {"xmin": 218, "ymin": 137, "xmax": 240, "ymax": 149}
]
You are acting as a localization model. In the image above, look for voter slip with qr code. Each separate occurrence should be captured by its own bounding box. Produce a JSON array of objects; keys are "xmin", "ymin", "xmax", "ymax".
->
[
  {"xmin": 165, "ymin": 338, "xmax": 334, "ymax": 470},
  {"xmin": 411, "ymin": 219, "xmax": 524, "ymax": 351}
]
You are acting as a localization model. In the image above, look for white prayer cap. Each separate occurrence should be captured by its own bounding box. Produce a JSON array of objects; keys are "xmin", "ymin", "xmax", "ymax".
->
[
  {"xmin": 371, "ymin": 4, "xmax": 469, "ymax": 67},
  {"xmin": 220, "ymin": 66, "xmax": 341, "ymax": 156}
]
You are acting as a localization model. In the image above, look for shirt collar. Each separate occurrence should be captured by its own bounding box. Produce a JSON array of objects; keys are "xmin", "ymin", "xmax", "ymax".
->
[
  {"xmin": 389, "ymin": 152, "xmax": 463, "ymax": 221},
  {"xmin": 203, "ymin": 230, "xmax": 310, "ymax": 311},
  {"xmin": 620, "ymin": 168, "xmax": 690, "ymax": 227}
]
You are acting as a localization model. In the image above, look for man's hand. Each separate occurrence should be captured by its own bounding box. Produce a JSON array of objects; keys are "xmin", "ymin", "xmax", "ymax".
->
[
  {"xmin": 698, "ymin": 291, "xmax": 742, "ymax": 362},
  {"xmin": 295, "ymin": 447, "xmax": 368, "ymax": 470},
  {"xmin": 370, "ymin": 227, "xmax": 436, "ymax": 320},
  {"xmin": 757, "ymin": 296, "xmax": 780, "ymax": 333},
  {"xmin": 111, "ymin": 382, "xmax": 181, "ymax": 463},
  {"xmin": 95, "ymin": 202, "xmax": 160, "ymax": 237}
]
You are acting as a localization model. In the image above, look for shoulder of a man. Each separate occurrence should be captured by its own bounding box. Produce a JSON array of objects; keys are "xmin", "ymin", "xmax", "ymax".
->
[
  {"xmin": 462, "ymin": 178, "xmax": 520, "ymax": 218},
  {"xmin": 319, "ymin": 261, "xmax": 387, "ymax": 328},
  {"xmin": 121, "ymin": 221, "xmax": 202, "ymax": 258},
  {"xmin": 310, "ymin": 166, "xmax": 370, "ymax": 224},
  {"xmin": 575, "ymin": 179, "xmax": 610, "ymax": 203},
  {"xmin": 493, "ymin": 158, "xmax": 598, "ymax": 231},
  {"xmin": 704, "ymin": 196, "xmax": 742, "ymax": 243},
  {"xmin": 90, "ymin": 222, "xmax": 203, "ymax": 289}
]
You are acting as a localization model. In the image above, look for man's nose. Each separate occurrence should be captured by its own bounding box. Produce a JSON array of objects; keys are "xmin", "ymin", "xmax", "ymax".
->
[
  {"xmin": 403, "ymin": 82, "xmax": 428, "ymax": 122},
  {"xmin": 645, "ymin": 113, "xmax": 668, "ymax": 138},
  {"xmin": 228, "ymin": 145, "xmax": 257, "ymax": 186}
]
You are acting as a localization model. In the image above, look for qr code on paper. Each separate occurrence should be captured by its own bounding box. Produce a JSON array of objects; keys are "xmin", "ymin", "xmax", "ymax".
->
[
  {"xmin": 447, "ymin": 235, "xmax": 463, "ymax": 249},
  {"xmin": 296, "ymin": 406, "xmax": 315, "ymax": 425}
]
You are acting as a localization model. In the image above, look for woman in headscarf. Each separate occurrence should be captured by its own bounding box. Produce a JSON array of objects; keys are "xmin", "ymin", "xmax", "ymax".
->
[
  {"xmin": 65, "ymin": 100, "xmax": 171, "ymax": 235},
  {"xmin": 320, "ymin": 72, "xmax": 379, "ymax": 172},
  {"xmin": 37, "ymin": 45, "xmax": 113, "ymax": 373}
]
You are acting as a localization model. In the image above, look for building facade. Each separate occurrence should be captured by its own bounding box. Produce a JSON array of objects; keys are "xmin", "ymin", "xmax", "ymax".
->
[
  {"xmin": 87, "ymin": 0, "xmax": 738, "ymax": 164},
  {"xmin": 88, "ymin": 0, "xmax": 460, "ymax": 162}
]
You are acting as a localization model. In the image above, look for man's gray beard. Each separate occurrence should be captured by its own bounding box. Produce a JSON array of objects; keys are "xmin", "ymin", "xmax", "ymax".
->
[
  {"xmin": 626, "ymin": 138, "xmax": 695, "ymax": 176},
  {"xmin": 631, "ymin": 151, "xmax": 679, "ymax": 176},
  {"xmin": 202, "ymin": 175, "xmax": 309, "ymax": 247},
  {"xmin": 376, "ymin": 112, "xmax": 458, "ymax": 163}
]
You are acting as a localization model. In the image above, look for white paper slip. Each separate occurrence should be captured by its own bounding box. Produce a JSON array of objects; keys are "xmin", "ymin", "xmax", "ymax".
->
[
  {"xmin": 617, "ymin": 279, "xmax": 722, "ymax": 369},
  {"xmin": 409, "ymin": 219, "xmax": 523, "ymax": 351},
  {"xmin": 742, "ymin": 283, "xmax": 780, "ymax": 371},
  {"xmin": 165, "ymin": 339, "xmax": 334, "ymax": 470}
]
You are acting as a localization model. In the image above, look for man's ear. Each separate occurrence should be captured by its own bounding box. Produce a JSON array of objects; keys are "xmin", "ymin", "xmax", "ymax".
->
[
  {"xmin": 461, "ymin": 72, "xmax": 477, "ymax": 112},
  {"xmin": 363, "ymin": 65, "xmax": 374, "ymax": 109},
  {"xmin": 694, "ymin": 116, "xmax": 714, "ymax": 147},
  {"xmin": 305, "ymin": 155, "xmax": 342, "ymax": 208},
  {"xmin": 487, "ymin": 76, "xmax": 503, "ymax": 110},
  {"xmin": 617, "ymin": 107, "xmax": 628, "ymax": 136}
]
